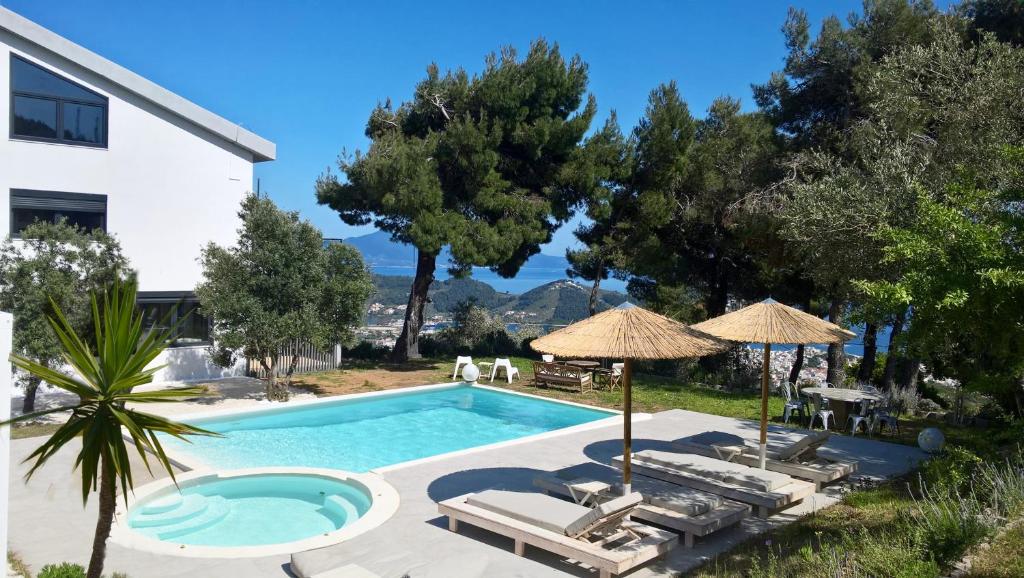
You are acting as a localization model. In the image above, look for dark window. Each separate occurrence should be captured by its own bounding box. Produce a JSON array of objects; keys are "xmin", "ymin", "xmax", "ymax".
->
[
  {"xmin": 10, "ymin": 55, "xmax": 107, "ymax": 147},
  {"xmin": 9, "ymin": 189, "xmax": 107, "ymax": 237},
  {"xmin": 137, "ymin": 292, "xmax": 211, "ymax": 347}
]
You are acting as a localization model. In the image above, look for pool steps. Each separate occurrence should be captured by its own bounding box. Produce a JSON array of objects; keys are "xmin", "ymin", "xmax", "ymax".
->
[
  {"xmin": 157, "ymin": 498, "xmax": 230, "ymax": 540},
  {"xmin": 129, "ymin": 494, "xmax": 230, "ymax": 539},
  {"xmin": 138, "ymin": 493, "xmax": 183, "ymax": 515},
  {"xmin": 322, "ymin": 495, "xmax": 359, "ymax": 527}
]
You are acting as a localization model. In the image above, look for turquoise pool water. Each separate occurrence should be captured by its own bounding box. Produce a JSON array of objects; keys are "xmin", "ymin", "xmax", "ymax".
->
[
  {"xmin": 128, "ymin": 474, "xmax": 370, "ymax": 547},
  {"xmin": 163, "ymin": 385, "xmax": 614, "ymax": 472}
]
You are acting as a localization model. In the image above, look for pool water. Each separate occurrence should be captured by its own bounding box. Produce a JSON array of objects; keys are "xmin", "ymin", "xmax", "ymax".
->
[
  {"xmin": 127, "ymin": 474, "xmax": 370, "ymax": 547},
  {"xmin": 163, "ymin": 385, "xmax": 614, "ymax": 472}
]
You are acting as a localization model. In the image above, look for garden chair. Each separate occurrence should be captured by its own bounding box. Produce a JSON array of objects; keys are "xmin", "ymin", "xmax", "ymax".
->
[
  {"xmin": 780, "ymin": 381, "xmax": 807, "ymax": 425},
  {"xmin": 808, "ymin": 392, "xmax": 834, "ymax": 431},
  {"xmin": 871, "ymin": 399, "xmax": 903, "ymax": 435},
  {"xmin": 490, "ymin": 358, "xmax": 521, "ymax": 384},
  {"xmin": 847, "ymin": 398, "xmax": 872, "ymax": 436},
  {"xmin": 452, "ymin": 356, "xmax": 472, "ymax": 380}
]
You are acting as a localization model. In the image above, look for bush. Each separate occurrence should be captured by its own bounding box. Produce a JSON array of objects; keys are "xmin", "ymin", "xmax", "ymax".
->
[
  {"xmin": 918, "ymin": 380, "xmax": 950, "ymax": 409},
  {"xmin": 343, "ymin": 340, "xmax": 392, "ymax": 361},
  {"xmin": 920, "ymin": 445, "xmax": 983, "ymax": 495},
  {"xmin": 420, "ymin": 301, "xmax": 538, "ymax": 358},
  {"xmin": 38, "ymin": 563, "xmax": 86, "ymax": 578}
]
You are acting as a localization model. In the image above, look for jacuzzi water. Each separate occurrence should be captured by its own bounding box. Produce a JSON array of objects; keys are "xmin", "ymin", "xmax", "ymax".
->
[
  {"xmin": 127, "ymin": 474, "xmax": 371, "ymax": 547},
  {"xmin": 161, "ymin": 384, "xmax": 614, "ymax": 472}
]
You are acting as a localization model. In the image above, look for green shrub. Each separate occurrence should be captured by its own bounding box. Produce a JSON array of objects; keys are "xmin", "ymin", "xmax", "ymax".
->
[
  {"xmin": 343, "ymin": 340, "xmax": 392, "ymax": 361},
  {"xmin": 38, "ymin": 563, "xmax": 86, "ymax": 578},
  {"xmin": 911, "ymin": 487, "xmax": 994, "ymax": 568},
  {"xmin": 920, "ymin": 445, "xmax": 983, "ymax": 495},
  {"xmin": 919, "ymin": 380, "xmax": 950, "ymax": 409}
]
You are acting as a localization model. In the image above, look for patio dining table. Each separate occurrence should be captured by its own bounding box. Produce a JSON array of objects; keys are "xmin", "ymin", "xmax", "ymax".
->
[{"xmin": 800, "ymin": 387, "xmax": 884, "ymax": 430}]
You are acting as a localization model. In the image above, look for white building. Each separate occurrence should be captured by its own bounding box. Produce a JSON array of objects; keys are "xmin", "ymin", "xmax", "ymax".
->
[{"xmin": 0, "ymin": 8, "xmax": 275, "ymax": 381}]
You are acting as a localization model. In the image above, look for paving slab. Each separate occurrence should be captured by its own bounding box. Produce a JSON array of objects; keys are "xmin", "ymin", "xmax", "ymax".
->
[{"xmin": 7, "ymin": 394, "xmax": 924, "ymax": 578}]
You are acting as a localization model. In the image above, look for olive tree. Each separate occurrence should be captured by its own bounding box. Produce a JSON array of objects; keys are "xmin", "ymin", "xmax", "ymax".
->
[
  {"xmin": 196, "ymin": 195, "xmax": 373, "ymax": 400},
  {"xmin": 0, "ymin": 220, "xmax": 132, "ymax": 412}
]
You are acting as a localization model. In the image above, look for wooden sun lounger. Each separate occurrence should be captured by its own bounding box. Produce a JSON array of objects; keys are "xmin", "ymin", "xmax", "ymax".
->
[
  {"xmin": 438, "ymin": 491, "xmax": 676, "ymax": 578},
  {"xmin": 613, "ymin": 451, "xmax": 817, "ymax": 518},
  {"xmin": 671, "ymin": 430, "xmax": 857, "ymax": 491},
  {"xmin": 533, "ymin": 462, "xmax": 749, "ymax": 548}
]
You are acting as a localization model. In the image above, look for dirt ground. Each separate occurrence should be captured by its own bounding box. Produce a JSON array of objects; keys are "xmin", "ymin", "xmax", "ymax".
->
[{"xmin": 289, "ymin": 358, "xmax": 454, "ymax": 395}]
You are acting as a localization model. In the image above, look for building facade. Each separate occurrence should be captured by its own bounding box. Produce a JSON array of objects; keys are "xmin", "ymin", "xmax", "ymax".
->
[{"xmin": 0, "ymin": 8, "xmax": 275, "ymax": 381}]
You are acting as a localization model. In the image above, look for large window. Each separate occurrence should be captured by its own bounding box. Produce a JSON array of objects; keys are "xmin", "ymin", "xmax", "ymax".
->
[
  {"xmin": 10, "ymin": 189, "xmax": 107, "ymax": 237},
  {"xmin": 137, "ymin": 292, "xmax": 211, "ymax": 347},
  {"xmin": 10, "ymin": 55, "xmax": 107, "ymax": 147}
]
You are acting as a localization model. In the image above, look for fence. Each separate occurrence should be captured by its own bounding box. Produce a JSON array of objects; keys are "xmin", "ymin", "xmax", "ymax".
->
[{"xmin": 246, "ymin": 339, "xmax": 339, "ymax": 379}]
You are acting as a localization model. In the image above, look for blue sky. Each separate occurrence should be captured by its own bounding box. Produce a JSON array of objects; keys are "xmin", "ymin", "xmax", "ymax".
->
[{"xmin": 5, "ymin": 0, "xmax": 926, "ymax": 255}]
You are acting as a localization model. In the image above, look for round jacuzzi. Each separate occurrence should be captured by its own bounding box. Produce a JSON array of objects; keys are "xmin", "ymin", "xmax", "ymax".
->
[{"xmin": 112, "ymin": 468, "xmax": 399, "ymax": 557}]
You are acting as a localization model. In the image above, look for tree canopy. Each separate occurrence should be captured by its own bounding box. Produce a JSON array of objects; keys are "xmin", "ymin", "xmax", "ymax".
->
[
  {"xmin": 0, "ymin": 220, "xmax": 133, "ymax": 412},
  {"xmin": 197, "ymin": 195, "xmax": 373, "ymax": 400},
  {"xmin": 317, "ymin": 39, "xmax": 597, "ymax": 360}
]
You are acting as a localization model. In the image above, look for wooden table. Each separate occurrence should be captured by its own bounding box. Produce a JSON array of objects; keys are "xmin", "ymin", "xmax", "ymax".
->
[
  {"xmin": 800, "ymin": 387, "xmax": 883, "ymax": 429},
  {"xmin": 565, "ymin": 360, "xmax": 600, "ymax": 369}
]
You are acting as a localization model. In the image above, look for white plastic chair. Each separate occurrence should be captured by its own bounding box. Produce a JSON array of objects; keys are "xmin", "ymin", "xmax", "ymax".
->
[
  {"xmin": 452, "ymin": 356, "xmax": 472, "ymax": 380},
  {"xmin": 781, "ymin": 382, "xmax": 807, "ymax": 425},
  {"xmin": 848, "ymin": 398, "xmax": 872, "ymax": 436},
  {"xmin": 490, "ymin": 358, "xmax": 521, "ymax": 384},
  {"xmin": 809, "ymin": 392, "xmax": 834, "ymax": 431},
  {"xmin": 541, "ymin": 354, "xmax": 555, "ymax": 363}
]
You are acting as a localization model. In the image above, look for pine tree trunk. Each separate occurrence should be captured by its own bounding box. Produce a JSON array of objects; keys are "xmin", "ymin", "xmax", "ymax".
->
[
  {"xmin": 825, "ymin": 300, "xmax": 845, "ymax": 386},
  {"xmin": 86, "ymin": 454, "xmax": 116, "ymax": 578},
  {"xmin": 788, "ymin": 344, "xmax": 805, "ymax": 384},
  {"xmin": 896, "ymin": 356, "xmax": 920, "ymax": 391},
  {"xmin": 392, "ymin": 249, "xmax": 437, "ymax": 362},
  {"xmin": 856, "ymin": 323, "xmax": 879, "ymax": 383},
  {"xmin": 882, "ymin": 308, "xmax": 907, "ymax": 390},
  {"xmin": 21, "ymin": 373, "xmax": 41, "ymax": 414},
  {"xmin": 588, "ymin": 261, "xmax": 604, "ymax": 317}
]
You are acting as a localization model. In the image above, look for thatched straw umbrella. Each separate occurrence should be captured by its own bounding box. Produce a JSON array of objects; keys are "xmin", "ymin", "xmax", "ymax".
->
[
  {"xmin": 692, "ymin": 298, "xmax": 855, "ymax": 469},
  {"xmin": 531, "ymin": 302, "xmax": 730, "ymax": 494}
]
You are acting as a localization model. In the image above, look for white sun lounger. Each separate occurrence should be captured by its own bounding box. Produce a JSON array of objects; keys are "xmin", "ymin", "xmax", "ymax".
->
[
  {"xmin": 438, "ymin": 490, "xmax": 677, "ymax": 578},
  {"xmin": 671, "ymin": 430, "xmax": 857, "ymax": 490},
  {"xmin": 613, "ymin": 450, "xmax": 817, "ymax": 518},
  {"xmin": 533, "ymin": 462, "xmax": 749, "ymax": 548}
]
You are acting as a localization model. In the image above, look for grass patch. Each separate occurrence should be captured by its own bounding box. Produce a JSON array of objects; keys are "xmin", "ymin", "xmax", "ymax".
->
[
  {"xmin": 11, "ymin": 422, "xmax": 62, "ymax": 440},
  {"xmin": 969, "ymin": 521, "xmax": 1024, "ymax": 577}
]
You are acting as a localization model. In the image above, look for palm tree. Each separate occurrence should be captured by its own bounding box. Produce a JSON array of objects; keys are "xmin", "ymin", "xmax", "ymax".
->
[{"xmin": 1, "ymin": 280, "xmax": 215, "ymax": 578}]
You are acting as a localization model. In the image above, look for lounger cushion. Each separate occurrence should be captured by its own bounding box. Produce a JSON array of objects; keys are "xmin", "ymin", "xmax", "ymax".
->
[
  {"xmin": 635, "ymin": 451, "xmax": 792, "ymax": 492},
  {"xmin": 467, "ymin": 490, "xmax": 590, "ymax": 535},
  {"xmin": 776, "ymin": 431, "xmax": 830, "ymax": 462},
  {"xmin": 564, "ymin": 492, "xmax": 642, "ymax": 536}
]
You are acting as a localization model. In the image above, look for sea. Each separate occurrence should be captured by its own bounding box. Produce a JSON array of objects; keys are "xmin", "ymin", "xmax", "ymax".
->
[{"xmin": 372, "ymin": 265, "xmax": 629, "ymax": 294}]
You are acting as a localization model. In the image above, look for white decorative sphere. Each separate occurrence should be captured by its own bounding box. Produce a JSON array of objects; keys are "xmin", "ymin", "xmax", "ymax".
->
[
  {"xmin": 461, "ymin": 363, "xmax": 480, "ymax": 383},
  {"xmin": 918, "ymin": 427, "xmax": 945, "ymax": 453}
]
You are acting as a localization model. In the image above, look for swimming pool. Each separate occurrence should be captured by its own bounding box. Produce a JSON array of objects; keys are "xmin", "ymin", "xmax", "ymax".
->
[{"xmin": 162, "ymin": 384, "xmax": 616, "ymax": 472}]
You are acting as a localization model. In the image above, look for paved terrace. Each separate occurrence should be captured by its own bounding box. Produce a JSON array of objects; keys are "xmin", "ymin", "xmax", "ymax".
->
[{"xmin": 8, "ymin": 384, "xmax": 924, "ymax": 578}]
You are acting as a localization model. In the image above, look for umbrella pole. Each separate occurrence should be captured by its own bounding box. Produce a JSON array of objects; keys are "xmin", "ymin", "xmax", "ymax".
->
[
  {"xmin": 623, "ymin": 357, "xmax": 632, "ymax": 495},
  {"xmin": 760, "ymin": 342, "xmax": 771, "ymax": 469}
]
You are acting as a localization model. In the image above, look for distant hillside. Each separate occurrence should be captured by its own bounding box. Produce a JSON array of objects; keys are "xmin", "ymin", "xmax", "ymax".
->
[
  {"xmin": 366, "ymin": 275, "xmax": 629, "ymax": 326},
  {"xmin": 346, "ymin": 230, "xmax": 571, "ymax": 272},
  {"xmin": 504, "ymin": 280, "xmax": 629, "ymax": 324}
]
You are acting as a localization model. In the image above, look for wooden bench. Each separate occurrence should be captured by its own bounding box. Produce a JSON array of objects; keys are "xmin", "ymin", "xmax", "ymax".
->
[{"xmin": 532, "ymin": 361, "xmax": 593, "ymax": 393}]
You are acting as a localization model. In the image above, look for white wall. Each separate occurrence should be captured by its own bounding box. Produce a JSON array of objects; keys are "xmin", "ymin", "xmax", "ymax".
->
[
  {"xmin": 0, "ymin": 30, "xmax": 254, "ymax": 292},
  {"xmin": 0, "ymin": 32, "xmax": 259, "ymax": 382},
  {"xmin": 0, "ymin": 311, "xmax": 12, "ymax": 556}
]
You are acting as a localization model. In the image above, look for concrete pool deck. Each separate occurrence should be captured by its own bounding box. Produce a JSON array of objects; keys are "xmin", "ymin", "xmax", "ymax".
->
[{"xmin": 7, "ymin": 386, "xmax": 924, "ymax": 577}]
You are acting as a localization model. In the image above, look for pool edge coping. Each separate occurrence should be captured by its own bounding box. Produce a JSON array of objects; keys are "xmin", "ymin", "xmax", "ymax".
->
[{"xmin": 108, "ymin": 467, "xmax": 401, "ymax": 559}]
